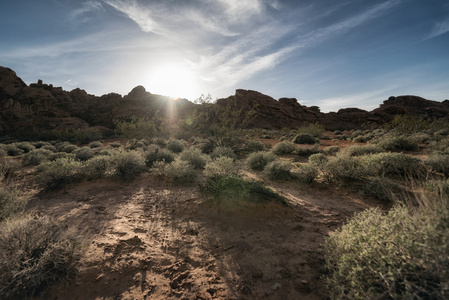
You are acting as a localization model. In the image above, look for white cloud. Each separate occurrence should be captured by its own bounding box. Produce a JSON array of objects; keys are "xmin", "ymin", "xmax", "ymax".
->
[
  {"xmin": 427, "ymin": 17, "xmax": 449, "ymax": 39},
  {"xmin": 70, "ymin": 1, "xmax": 104, "ymax": 21}
]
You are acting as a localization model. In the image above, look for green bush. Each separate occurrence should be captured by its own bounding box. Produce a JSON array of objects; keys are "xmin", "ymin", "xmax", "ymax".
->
[
  {"xmin": 426, "ymin": 153, "xmax": 449, "ymax": 176},
  {"xmin": 264, "ymin": 160, "xmax": 294, "ymax": 180},
  {"xmin": 0, "ymin": 188, "xmax": 26, "ymax": 221},
  {"xmin": 202, "ymin": 175, "xmax": 287, "ymax": 206},
  {"xmin": 323, "ymin": 146, "xmax": 340, "ymax": 156},
  {"xmin": 0, "ymin": 215, "xmax": 81, "ymax": 299},
  {"xmin": 246, "ymin": 151, "xmax": 276, "ymax": 171},
  {"xmin": 204, "ymin": 157, "xmax": 236, "ymax": 179},
  {"xmin": 363, "ymin": 152, "xmax": 425, "ymax": 178},
  {"xmin": 308, "ymin": 153, "xmax": 328, "ymax": 166},
  {"xmin": 73, "ymin": 147, "xmax": 94, "ymax": 161},
  {"xmin": 55, "ymin": 142, "xmax": 78, "ymax": 153},
  {"xmin": 293, "ymin": 133, "xmax": 319, "ymax": 145},
  {"xmin": 377, "ymin": 135, "xmax": 418, "ymax": 151},
  {"xmin": 36, "ymin": 158, "xmax": 85, "ymax": 191},
  {"xmin": 31, "ymin": 141, "xmax": 50, "ymax": 149},
  {"xmin": 41, "ymin": 145, "xmax": 57, "ymax": 152},
  {"xmin": 271, "ymin": 141, "xmax": 296, "ymax": 155},
  {"xmin": 112, "ymin": 151, "xmax": 145, "ymax": 180},
  {"xmin": 84, "ymin": 155, "xmax": 112, "ymax": 179},
  {"xmin": 210, "ymin": 146, "xmax": 236, "ymax": 160},
  {"xmin": 14, "ymin": 142, "xmax": 35, "ymax": 153},
  {"xmin": 245, "ymin": 140, "xmax": 265, "ymax": 153},
  {"xmin": 342, "ymin": 144, "xmax": 383, "ymax": 157},
  {"xmin": 324, "ymin": 196, "xmax": 449, "ymax": 299},
  {"xmin": 167, "ymin": 139, "xmax": 185, "ymax": 153},
  {"xmin": 22, "ymin": 149, "xmax": 53, "ymax": 166},
  {"xmin": 296, "ymin": 122, "xmax": 325, "ymax": 137},
  {"xmin": 322, "ymin": 156, "xmax": 375, "ymax": 182},
  {"xmin": 162, "ymin": 159, "xmax": 196, "ymax": 183},
  {"xmin": 115, "ymin": 117, "xmax": 157, "ymax": 140},
  {"xmin": 108, "ymin": 141, "xmax": 122, "ymax": 148},
  {"xmin": 5, "ymin": 144, "xmax": 23, "ymax": 156},
  {"xmin": 197, "ymin": 139, "xmax": 215, "ymax": 154},
  {"xmin": 294, "ymin": 164, "xmax": 318, "ymax": 184},
  {"xmin": 49, "ymin": 152, "xmax": 75, "ymax": 161},
  {"xmin": 144, "ymin": 145, "xmax": 175, "ymax": 167},
  {"xmin": 179, "ymin": 148, "xmax": 209, "ymax": 169},
  {"xmin": 88, "ymin": 141, "xmax": 103, "ymax": 148}
]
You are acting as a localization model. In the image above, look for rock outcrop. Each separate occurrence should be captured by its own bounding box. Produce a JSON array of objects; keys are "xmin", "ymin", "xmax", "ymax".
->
[{"xmin": 1, "ymin": 66, "xmax": 448, "ymax": 137}]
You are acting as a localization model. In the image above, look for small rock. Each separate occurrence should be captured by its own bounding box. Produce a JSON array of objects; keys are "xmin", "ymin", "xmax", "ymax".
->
[
  {"xmin": 252, "ymin": 269, "xmax": 264, "ymax": 279},
  {"xmin": 270, "ymin": 282, "xmax": 281, "ymax": 291}
]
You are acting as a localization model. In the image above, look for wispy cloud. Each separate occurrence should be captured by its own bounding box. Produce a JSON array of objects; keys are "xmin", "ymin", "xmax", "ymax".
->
[
  {"xmin": 70, "ymin": 0, "xmax": 104, "ymax": 22},
  {"xmin": 426, "ymin": 17, "xmax": 449, "ymax": 39}
]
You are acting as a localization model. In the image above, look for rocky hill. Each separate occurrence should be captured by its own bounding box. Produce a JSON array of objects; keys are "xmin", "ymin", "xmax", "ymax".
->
[{"xmin": 1, "ymin": 66, "xmax": 448, "ymax": 137}]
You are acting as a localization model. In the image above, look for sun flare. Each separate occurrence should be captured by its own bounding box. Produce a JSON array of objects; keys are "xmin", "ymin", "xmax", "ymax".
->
[{"xmin": 145, "ymin": 64, "xmax": 200, "ymax": 100}]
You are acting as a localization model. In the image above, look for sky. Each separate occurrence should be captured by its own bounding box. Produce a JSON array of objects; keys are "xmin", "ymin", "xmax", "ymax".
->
[{"xmin": 1, "ymin": 0, "xmax": 448, "ymax": 112}]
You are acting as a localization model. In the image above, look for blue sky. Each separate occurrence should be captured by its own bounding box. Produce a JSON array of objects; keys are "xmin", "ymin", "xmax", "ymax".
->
[{"xmin": 1, "ymin": 0, "xmax": 448, "ymax": 112}]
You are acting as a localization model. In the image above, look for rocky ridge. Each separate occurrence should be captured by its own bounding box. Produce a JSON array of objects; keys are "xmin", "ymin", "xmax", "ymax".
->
[{"xmin": 1, "ymin": 66, "xmax": 448, "ymax": 137}]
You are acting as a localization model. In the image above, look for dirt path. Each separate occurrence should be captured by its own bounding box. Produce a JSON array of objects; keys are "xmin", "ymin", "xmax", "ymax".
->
[{"xmin": 30, "ymin": 173, "xmax": 384, "ymax": 300}]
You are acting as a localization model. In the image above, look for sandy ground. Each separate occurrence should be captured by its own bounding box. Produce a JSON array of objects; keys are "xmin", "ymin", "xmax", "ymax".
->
[{"xmin": 27, "ymin": 169, "xmax": 385, "ymax": 300}]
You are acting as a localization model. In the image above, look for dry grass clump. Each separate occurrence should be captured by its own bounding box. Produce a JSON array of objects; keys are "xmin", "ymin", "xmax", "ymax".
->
[
  {"xmin": 363, "ymin": 176, "xmax": 404, "ymax": 201},
  {"xmin": 425, "ymin": 153, "xmax": 449, "ymax": 176},
  {"xmin": 0, "ymin": 188, "xmax": 26, "ymax": 221},
  {"xmin": 342, "ymin": 144, "xmax": 383, "ymax": 157},
  {"xmin": 363, "ymin": 152, "xmax": 425, "ymax": 178},
  {"xmin": 0, "ymin": 215, "xmax": 82, "ymax": 299}
]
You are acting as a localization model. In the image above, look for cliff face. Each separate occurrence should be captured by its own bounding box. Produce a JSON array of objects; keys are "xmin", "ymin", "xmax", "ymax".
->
[{"xmin": 1, "ymin": 66, "xmax": 448, "ymax": 136}]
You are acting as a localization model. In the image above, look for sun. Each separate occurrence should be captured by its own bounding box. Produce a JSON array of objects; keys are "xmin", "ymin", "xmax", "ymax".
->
[{"xmin": 145, "ymin": 64, "xmax": 200, "ymax": 100}]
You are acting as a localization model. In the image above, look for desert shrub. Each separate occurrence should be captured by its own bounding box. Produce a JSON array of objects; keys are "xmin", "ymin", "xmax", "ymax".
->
[
  {"xmin": 363, "ymin": 152, "xmax": 425, "ymax": 178},
  {"xmin": 15, "ymin": 142, "xmax": 35, "ymax": 153},
  {"xmin": 296, "ymin": 146, "xmax": 321, "ymax": 157},
  {"xmin": 197, "ymin": 139, "xmax": 215, "ymax": 154},
  {"xmin": 36, "ymin": 158, "xmax": 85, "ymax": 191},
  {"xmin": 144, "ymin": 144, "xmax": 161, "ymax": 167},
  {"xmin": 308, "ymin": 153, "xmax": 328, "ymax": 167},
  {"xmin": 426, "ymin": 153, "xmax": 449, "ymax": 176},
  {"xmin": 108, "ymin": 141, "xmax": 122, "ymax": 148},
  {"xmin": 294, "ymin": 164, "xmax": 318, "ymax": 184},
  {"xmin": 5, "ymin": 144, "xmax": 23, "ymax": 156},
  {"xmin": 179, "ymin": 148, "xmax": 210, "ymax": 169},
  {"xmin": 56, "ymin": 142, "xmax": 78, "ymax": 153},
  {"xmin": 0, "ymin": 188, "xmax": 26, "ymax": 221},
  {"xmin": 342, "ymin": 144, "xmax": 383, "ymax": 157},
  {"xmin": 323, "ymin": 146, "xmax": 340, "ymax": 156},
  {"xmin": 426, "ymin": 179, "xmax": 449, "ymax": 196},
  {"xmin": 427, "ymin": 137, "xmax": 449, "ymax": 154},
  {"xmin": 271, "ymin": 141, "xmax": 296, "ymax": 155},
  {"xmin": 384, "ymin": 114, "xmax": 432, "ymax": 134},
  {"xmin": 246, "ymin": 151, "xmax": 276, "ymax": 171},
  {"xmin": 41, "ymin": 145, "xmax": 57, "ymax": 152},
  {"xmin": 167, "ymin": 139, "xmax": 185, "ymax": 153},
  {"xmin": 204, "ymin": 157, "xmax": 236, "ymax": 179},
  {"xmin": 31, "ymin": 141, "xmax": 50, "ymax": 149},
  {"xmin": 264, "ymin": 160, "xmax": 294, "ymax": 180},
  {"xmin": 351, "ymin": 130, "xmax": 364, "ymax": 138},
  {"xmin": 0, "ymin": 148, "xmax": 6, "ymax": 158},
  {"xmin": 115, "ymin": 117, "xmax": 157, "ymax": 140},
  {"xmin": 363, "ymin": 176, "xmax": 404, "ymax": 201},
  {"xmin": 376, "ymin": 135, "xmax": 418, "ymax": 151},
  {"xmin": 210, "ymin": 146, "xmax": 236, "ymax": 160},
  {"xmin": 334, "ymin": 130, "xmax": 342, "ymax": 135},
  {"xmin": 156, "ymin": 149, "xmax": 175, "ymax": 164},
  {"xmin": 410, "ymin": 132, "xmax": 432, "ymax": 144},
  {"xmin": 22, "ymin": 149, "xmax": 53, "ymax": 166},
  {"xmin": 435, "ymin": 128, "xmax": 449, "ymax": 137},
  {"xmin": 88, "ymin": 141, "xmax": 103, "ymax": 148},
  {"xmin": 324, "ymin": 195, "xmax": 449, "ymax": 299},
  {"xmin": 244, "ymin": 140, "xmax": 265, "ymax": 153},
  {"xmin": 0, "ymin": 215, "xmax": 81, "ymax": 299},
  {"xmin": 112, "ymin": 150, "xmax": 145, "ymax": 180},
  {"xmin": 73, "ymin": 147, "xmax": 94, "ymax": 161},
  {"xmin": 49, "ymin": 152, "xmax": 75, "ymax": 161},
  {"xmin": 84, "ymin": 155, "xmax": 112, "ymax": 179},
  {"xmin": 202, "ymin": 175, "xmax": 287, "ymax": 205},
  {"xmin": 338, "ymin": 134, "xmax": 350, "ymax": 140},
  {"xmin": 162, "ymin": 159, "xmax": 196, "ymax": 183},
  {"xmin": 296, "ymin": 122, "xmax": 325, "ymax": 137},
  {"xmin": 293, "ymin": 133, "xmax": 319, "ymax": 145},
  {"xmin": 322, "ymin": 156, "xmax": 375, "ymax": 182}
]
